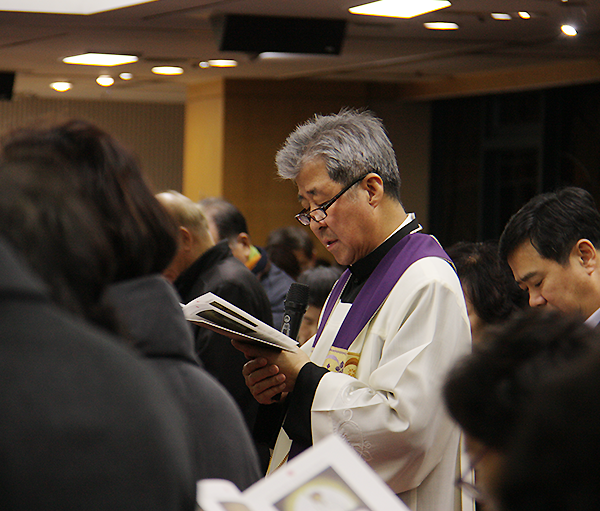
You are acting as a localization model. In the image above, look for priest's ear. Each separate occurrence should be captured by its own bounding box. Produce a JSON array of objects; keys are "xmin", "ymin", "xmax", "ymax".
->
[{"xmin": 363, "ymin": 173, "xmax": 384, "ymax": 206}]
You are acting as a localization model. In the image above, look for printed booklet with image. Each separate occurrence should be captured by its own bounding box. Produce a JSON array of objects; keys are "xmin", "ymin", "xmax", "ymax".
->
[{"xmin": 197, "ymin": 434, "xmax": 411, "ymax": 511}]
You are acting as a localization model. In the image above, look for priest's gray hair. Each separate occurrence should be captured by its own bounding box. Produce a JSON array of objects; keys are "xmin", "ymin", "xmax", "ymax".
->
[{"xmin": 275, "ymin": 108, "xmax": 402, "ymax": 203}]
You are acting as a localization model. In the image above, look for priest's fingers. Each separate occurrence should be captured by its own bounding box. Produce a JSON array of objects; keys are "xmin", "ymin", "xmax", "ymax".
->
[
  {"xmin": 242, "ymin": 358, "xmax": 280, "ymax": 386},
  {"xmin": 242, "ymin": 359, "xmax": 287, "ymax": 404},
  {"xmin": 252, "ymin": 376, "xmax": 287, "ymax": 405},
  {"xmin": 247, "ymin": 370, "xmax": 287, "ymax": 404}
]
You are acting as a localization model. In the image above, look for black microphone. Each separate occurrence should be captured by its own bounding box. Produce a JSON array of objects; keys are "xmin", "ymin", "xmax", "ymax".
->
[
  {"xmin": 281, "ymin": 282, "xmax": 309, "ymax": 341},
  {"xmin": 270, "ymin": 283, "xmax": 309, "ymax": 402}
]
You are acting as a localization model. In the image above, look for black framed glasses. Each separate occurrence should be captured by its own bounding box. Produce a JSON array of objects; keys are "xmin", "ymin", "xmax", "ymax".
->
[{"xmin": 295, "ymin": 173, "xmax": 370, "ymax": 226}]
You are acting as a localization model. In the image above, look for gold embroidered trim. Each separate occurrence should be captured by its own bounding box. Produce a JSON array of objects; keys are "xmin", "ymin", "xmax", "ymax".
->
[{"xmin": 323, "ymin": 346, "xmax": 361, "ymax": 377}]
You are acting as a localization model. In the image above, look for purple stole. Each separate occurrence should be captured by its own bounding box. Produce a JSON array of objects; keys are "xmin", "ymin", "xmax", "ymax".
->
[
  {"xmin": 313, "ymin": 233, "xmax": 453, "ymax": 353},
  {"xmin": 285, "ymin": 233, "xmax": 453, "ymax": 461}
]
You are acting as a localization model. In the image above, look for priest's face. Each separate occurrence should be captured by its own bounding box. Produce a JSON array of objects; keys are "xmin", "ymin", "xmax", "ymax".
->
[{"xmin": 295, "ymin": 159, "xmax": 377, "ymax": 266}]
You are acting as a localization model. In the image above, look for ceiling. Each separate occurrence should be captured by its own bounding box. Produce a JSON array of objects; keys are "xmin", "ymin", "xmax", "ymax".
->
[{"xmin": 1, "ymin": 0, "xmax": 599, "ymax": 103}]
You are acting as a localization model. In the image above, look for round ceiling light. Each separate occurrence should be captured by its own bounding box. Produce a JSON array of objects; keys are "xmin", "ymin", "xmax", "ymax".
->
[
  {"xmin": 96, "ymin": 75, "xmax": 115, "ymax": 87},
  {"xmin": 50, "ymin": 81, "xmax": 72, "ymax": 92},
  {"xmin": 151, "ymin": 66, "xmax": 184, "ymax": 75}
]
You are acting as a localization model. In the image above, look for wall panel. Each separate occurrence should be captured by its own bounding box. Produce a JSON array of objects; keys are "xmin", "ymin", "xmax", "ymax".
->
[{"xmin": 0, "ymin": 96, "xmax": 184, "ymax": 192}]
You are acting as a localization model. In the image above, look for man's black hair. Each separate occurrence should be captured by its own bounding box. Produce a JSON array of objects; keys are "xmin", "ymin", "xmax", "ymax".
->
[{"xmin": 499, "ymin": 186, "xmax": 600, "ymax": 264}]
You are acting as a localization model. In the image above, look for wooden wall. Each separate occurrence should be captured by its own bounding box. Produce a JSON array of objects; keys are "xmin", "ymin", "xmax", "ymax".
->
[
  {"xmin": 0, "ymin": 95, "xmax": 184, "ymax": 193},
  {"xmin": 183, "ymin": 78, "xmax": 432, "ymax": 260}
]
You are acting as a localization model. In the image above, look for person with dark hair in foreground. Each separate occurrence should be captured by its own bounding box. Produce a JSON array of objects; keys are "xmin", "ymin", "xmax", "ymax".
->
[
  {"xmin": 446, "ymin": 240, "xmax": 527, "ymax": 343},
  {"xmin": 0, "ymin": 176, "xmax": 195, "ymax": 508},
  {"xmin": 499, "ymin": 186, "xmax": 600, "ymax": 327},
  {"xmin": 234, "ymin": 109, "xmax": 472, "ymax": 511},
  {"xmin": 0, "ymin": 119, "xmax": 262, "ymax": 490},
  {"xmin": 443, "ymin": 309, "xmax": 599, "ymax": 509},
  {"xmin": 498, "ymin": 342, "xmax": 600, "ymax": 511},
  {"xmin": 0, "ymin": 156, "xmax": 119, "ymax": 333}
]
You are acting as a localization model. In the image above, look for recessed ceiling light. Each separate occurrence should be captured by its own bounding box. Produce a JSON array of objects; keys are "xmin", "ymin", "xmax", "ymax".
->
[
  {"xmin": 119, "ymin": 72, "xmax": 133, "ymax": 80},
  {"xmin": 152, "ymin": 66, "xmax": 184, "ymax": 75},
  {"xmin": 0, "ymin": 0, "xmax": 158, "ymax": 15},
  {"xmin": 518, "ymin": 12, "xmax": 531, "ymax": 19},
  {"xmin": 349, "ymin": 0, "xmax": 451, "ymax": 19},
  {"xmin": 258, "ymin": 53, "xmax": 299, "ymax": 59},
  {"xmin": 63, "ymin": 53, "xmax": 138, "ymax": 66},
  {"xmin": 96, "ymin": 75, "xmax": 114, "ymax": 87},
  {"xmin": 50, "ymin": 81, "xmax": 72, "ymax": 92},
  {"xmin": 258, "ymin": 52, "xmax": 334, "ymax": 60},
  {"xmin": 490, "ymin": 13, "xmax": 512, "ymax": 20},
  {"xmin": 561, "ymin": 24, "xmax": 577, "ymax": 36},
  {"xmin": 424, "ymin": 21, "xmax": 459, "ymax": 30},
  {"xmin": 207, "ymin": 60, "xmax": 238, "ymax": 68}
]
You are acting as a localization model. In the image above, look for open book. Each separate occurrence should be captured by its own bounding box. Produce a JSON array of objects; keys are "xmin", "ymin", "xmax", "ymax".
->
[
  {"xmin": 197, "ymin": 434, "xmax": 411, "ymax": 511},
  {"xmin": 181, "ymin": 292, "xmax": 298, "ymax": 352}
]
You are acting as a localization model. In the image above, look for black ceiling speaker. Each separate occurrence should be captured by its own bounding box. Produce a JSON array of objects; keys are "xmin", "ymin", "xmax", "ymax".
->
[
  {"xmin": 212, "ymin": 14, "xmax": 347, "ymax": 55},
  {"xmin": 0, "ymin": 72, "xmax": 15, "ymax": 101}
]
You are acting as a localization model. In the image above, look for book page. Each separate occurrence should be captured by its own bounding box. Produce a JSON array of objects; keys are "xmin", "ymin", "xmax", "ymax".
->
[
  {"xmin": 182, "ymin": 292, "xmax": 298, "ymax": 351},
  {"xmin": 197, "ymin": 479, "xmax": 276, "ymax": 511},
  {"xmin": 244, "ymin": 435, "xmax": 410, "ymax": 511}
]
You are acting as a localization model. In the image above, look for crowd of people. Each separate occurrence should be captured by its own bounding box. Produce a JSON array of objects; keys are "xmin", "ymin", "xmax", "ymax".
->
[{"xmin": 2, "ymin": 109, "xmax": 600, "ymax": 511}]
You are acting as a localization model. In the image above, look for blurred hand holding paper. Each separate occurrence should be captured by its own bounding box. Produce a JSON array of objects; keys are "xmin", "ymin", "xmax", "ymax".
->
[{"xmin": 197, "ymin": 434, "xmax": 411, "ymax": 511}]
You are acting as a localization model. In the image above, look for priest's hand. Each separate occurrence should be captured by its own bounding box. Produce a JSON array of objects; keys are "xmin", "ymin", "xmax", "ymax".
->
[{"xmin": 232, "ymin": 341, "xmax": 310, "ymax": 404}]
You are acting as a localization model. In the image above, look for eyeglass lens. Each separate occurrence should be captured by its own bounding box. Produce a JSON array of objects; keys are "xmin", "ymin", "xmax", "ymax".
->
[{"xmin": 295, "ymin": 173, "xmax": 369, "ymax": 225}]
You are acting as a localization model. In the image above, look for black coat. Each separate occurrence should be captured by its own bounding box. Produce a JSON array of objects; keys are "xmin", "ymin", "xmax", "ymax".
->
[
  {"xmin": 0, "ymin": 237, "xmax": 196, "ymax": 511},
  {"xmin": 106, "ymin": 274, "xmax": 262, "ymax": 490},
  {"xmin": 174, "ymin": 241, "xmax": 273, "ymax": 430}
]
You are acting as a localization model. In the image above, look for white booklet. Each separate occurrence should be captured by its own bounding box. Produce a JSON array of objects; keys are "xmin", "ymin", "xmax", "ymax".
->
[
  {"xmin": 197, "ymin": 434, "xmax": 410, "ymax": 511},
  {"xmin": 181, "ymin": 292, "xmax": 298, "ymax": 352}
]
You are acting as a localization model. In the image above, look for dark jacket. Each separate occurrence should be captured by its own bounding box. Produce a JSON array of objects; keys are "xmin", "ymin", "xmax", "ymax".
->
[
  {"xmin": 105, "ymin": 274, "xmax": 262, "ymax": 490},
  {"xmin": 174, "ymin": 240, "xmax": 273, "ymax": 471},
  {"xmin": 174, "ymin": 241, "xmax": 272, "ymax": 427},
  {"xmin": 0, "ymin": 237, "xmax": 196, "ymax": 511}
]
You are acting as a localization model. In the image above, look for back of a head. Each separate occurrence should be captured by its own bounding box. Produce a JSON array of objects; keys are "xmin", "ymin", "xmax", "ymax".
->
[
  {"xmin": 0, "ymin": 119, "xmax": 178, "ymax": 282},
  {"xmin": 446, "ymin": 240, "xmax": 527, "ymax": 325},
  {"xmin": 157, "ymin": 190, "xmax": 211, "ymax": 240},
  {"xmin": 275, "ymin": 108, "xmax": 402, "ymax": 203},
  {"xmin": 298, "ymin": 265, "xmax": 344, "ymax": 309},
  {"xmin": 198, "ymin": 196, "xmax": 248, "ymax": 241},
  {"xmin": 443, "ymin": 308, "xmax": 598, "ymax": 451},
  {"xmin": 266, "ymin": 226, "xmax": 316, "ymax": 279},
  {"xmin": 266, "ymin": 226, "xmax": 314, "ymax": 258},
  {"xmin": 499, "ymin": 345, "xmax": 600, "ymax": 511},
  {"xmin": 266, "ymin": 244, "xmax": 301, "ymax": 280},
  {"xmin": 0, "ymin": 156, "xmax": 119, "ymax": 332},
  {"xmin": 499, "ymin": 186, "xmax": 600, "ymax": 264}
]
